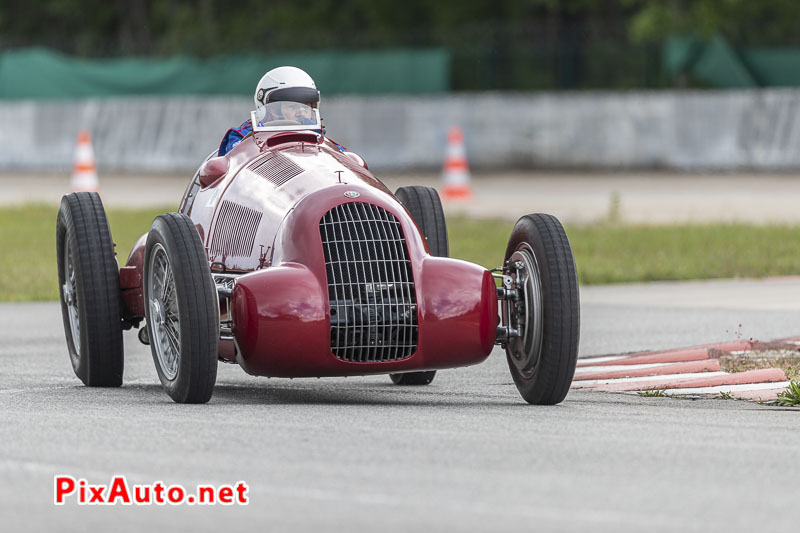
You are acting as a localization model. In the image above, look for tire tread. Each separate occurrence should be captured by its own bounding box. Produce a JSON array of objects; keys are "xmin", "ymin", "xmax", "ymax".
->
[{"xmin": 56, "ymin": 192, "xmax": 123, "ymax": 387}]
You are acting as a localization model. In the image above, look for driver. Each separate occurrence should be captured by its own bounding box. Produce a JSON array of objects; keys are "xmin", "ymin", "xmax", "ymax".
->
[
  {"xmin": 277, "ymin": 101, "xmax": 314, "ymax": 124},
  {"xmin": 217, "ymin": 66, "xmax": 321, "ymax": 156}
]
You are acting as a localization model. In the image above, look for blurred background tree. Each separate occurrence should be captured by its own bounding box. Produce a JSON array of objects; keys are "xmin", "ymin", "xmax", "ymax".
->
[
  {"xmin": 625, "ymin": 0, "xmax": 800, "ymax": 45},
  {"xmin": 1, "ymin": 0, "xmax": 799, "ymax": 90}
]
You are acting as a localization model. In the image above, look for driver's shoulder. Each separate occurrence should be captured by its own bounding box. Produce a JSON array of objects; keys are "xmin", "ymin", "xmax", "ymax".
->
[
  {"xmin": 326, "ymin": 137, "xmax": 347, "ymax": 153},
  {"xmin": 233, "ymin": 119, "xmax": 252, "ymax": 134},
  {"xmin": 218, "ymin": 119, "xmax": 253, "ymax": 156}
]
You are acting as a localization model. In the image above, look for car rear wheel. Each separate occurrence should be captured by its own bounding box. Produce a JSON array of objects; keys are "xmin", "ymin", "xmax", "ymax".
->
[
  {"xmin": 144, "ymin": 213, "xmax": 218, "ymax": 404},
  {"xmin": 503, "ymin": 214, "xmax": 580, "ymax": 405},
  {"xmin": 389, "ymin": 186, "xmax": 448, "ymax": 386},
  {"xmin": 56, "ymin": 192, "xmax": 124, "ymax": 387},
  {"xmin": 395, "ymin": 186, "xmax": 448, "ymax": 256}
]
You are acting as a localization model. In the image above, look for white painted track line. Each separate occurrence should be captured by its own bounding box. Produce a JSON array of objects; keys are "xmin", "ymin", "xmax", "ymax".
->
[
  {"xmin": 574, "ymin": 371, "xmax": 729, "ymax": 387},
  {"xmin": 576, "ymin": 355, "xmax": 630, "ymax": 365},
  {"xmin": 574, "ymin": 362, "xmax": 672, "ymax": 376},
  {"xmin": 658, "ymin": 381, "xmax": 792, "ymax": 396}
]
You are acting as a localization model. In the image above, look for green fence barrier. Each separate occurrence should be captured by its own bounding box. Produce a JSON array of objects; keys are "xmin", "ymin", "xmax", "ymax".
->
[
  {"xmin": 665, "ymin": 33, "xmax": 800, "ymax": 88},
  {"xmin": 0, "ymin": 47, "xmax": 450, "ymax": 99}
]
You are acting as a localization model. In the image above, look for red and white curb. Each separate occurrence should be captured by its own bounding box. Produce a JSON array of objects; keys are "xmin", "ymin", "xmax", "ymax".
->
[{"xmin": 572, "ymin": 338, "xmax": 800, "ymax": 401}]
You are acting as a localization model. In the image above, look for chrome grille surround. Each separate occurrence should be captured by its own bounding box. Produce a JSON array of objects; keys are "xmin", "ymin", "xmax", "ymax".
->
[{"xmin": 320, "ymin": 202, "xmax": 418, "ymax": 362}]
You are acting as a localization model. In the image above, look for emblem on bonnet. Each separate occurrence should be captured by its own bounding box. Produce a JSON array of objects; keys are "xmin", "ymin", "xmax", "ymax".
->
[{"xmin": 344, "ymin": 191, "xmax": 360, "ymax": 198}]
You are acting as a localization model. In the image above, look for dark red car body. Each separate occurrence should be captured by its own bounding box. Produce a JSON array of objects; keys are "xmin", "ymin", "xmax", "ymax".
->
[{"xmin": 120, "ymin": 130, "xmax": 498, "ymax": 378}]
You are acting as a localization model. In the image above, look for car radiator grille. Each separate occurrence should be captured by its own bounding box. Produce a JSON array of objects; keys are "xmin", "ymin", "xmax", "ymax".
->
[{"xmin": 320, "ymin": 202, "xmax": 418, "ymax": 362}]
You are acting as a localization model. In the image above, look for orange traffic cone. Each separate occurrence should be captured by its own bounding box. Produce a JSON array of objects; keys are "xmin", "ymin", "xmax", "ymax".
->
[
  {"xmin": 70, "ymin": 130, "xmax": 99, "ymax": 192},
  {"xmin": 441, "ymin": 126, "xmax": 472, "ymax": 201}
]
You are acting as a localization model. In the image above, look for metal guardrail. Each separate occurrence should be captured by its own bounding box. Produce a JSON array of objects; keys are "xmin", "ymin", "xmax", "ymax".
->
[{"xmin": 2, "ymin": 90, "xmax": 800, "ymax": 172}]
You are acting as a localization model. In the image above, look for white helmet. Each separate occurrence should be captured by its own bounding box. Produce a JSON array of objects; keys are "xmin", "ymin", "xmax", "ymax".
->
[{"xmin": 253, "ymin": 66, "xmax": 320, "ymax": 112}]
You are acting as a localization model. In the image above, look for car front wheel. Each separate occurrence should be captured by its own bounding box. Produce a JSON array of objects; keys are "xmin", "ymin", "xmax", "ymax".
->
[
  {"xmin": 144, "ymin": 213, "xmax": 218, "ymax": 404},
  {"xmin": 503, "ymin": 214, "xmax": 580, "ymax": 405}
]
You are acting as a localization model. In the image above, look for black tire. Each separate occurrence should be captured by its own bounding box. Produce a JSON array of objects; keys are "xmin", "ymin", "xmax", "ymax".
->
[
  {"xmin": 389, "ymin": 371, "xmax": 436, "ymax": 386},
  {"xmin": 503, "ymin": 214, "xmax": 580, "ymax": 405},
  {"xmin": 395, "ymin": 186, "xmax": 449, "ymax": 256},
  {"xmin": 390, "ymin": 186, "xmax": 448, "ymax": 386},
  {"xmin": 143, "ymin": 213, "xmax": 218, "ymax": 404},
  {"xmin": 56, "ymin": 192, "xmax": 124, "ymax": 387}
]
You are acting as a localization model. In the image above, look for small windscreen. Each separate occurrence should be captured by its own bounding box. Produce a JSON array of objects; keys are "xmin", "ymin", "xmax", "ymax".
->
[{"xmin": 251, "ymin": 102, "xmax": 321, "ymax": 132}]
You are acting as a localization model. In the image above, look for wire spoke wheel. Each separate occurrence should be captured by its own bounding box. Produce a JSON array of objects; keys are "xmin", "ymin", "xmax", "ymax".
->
[
  {"xmin": 144, "ymin": 212, "xmax": 218, "ymax": 404},
  {"xmin": 62, "ymin": 238, "xmax": 81, "ymax": 365},
  {"xmin": 147, "ymin": 243, "xmax": 181, "ymax": 381}
]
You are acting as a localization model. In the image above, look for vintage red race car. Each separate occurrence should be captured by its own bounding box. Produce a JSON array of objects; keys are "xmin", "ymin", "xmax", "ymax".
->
[{"xmin": 56, "ymin": 105, "xmax": 580, "ymax": 404}]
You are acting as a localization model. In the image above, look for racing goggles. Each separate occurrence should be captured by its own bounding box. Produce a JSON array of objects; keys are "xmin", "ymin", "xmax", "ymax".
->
[{"xmin": 257, "ymin": 86, "xmax": 320, "ymax": 107}]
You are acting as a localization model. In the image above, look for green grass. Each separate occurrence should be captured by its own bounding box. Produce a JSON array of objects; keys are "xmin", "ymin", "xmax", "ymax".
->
[
  {"xmin": 0, "ymin": 204, "xmax": 171, "ymax": 302},
  {"xmin": 449, "ymin": 216, "xmax": 800, "ymax": 284},
  {"xmin": 4, "ymin": 205, "xmax": 800, "ymax": 302},
  {"xmin": 774, "ymin": 381, "xmax": 800, "ymax": 407},
  {"xmin": 637, "ymin": 389, "xmax": 667, "ymax": 397}
]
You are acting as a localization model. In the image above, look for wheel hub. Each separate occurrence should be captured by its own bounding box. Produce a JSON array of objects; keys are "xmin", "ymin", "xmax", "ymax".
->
[
  {"xmin": 150, "ymin": 298, "xmax": 165, "ymax": 327},
  {"xmin": 505, "ymin": 243, "xmax": 544, "ymax": 378},
  {"xmin": 63, "ymin": 283, "xmax": 73, "ymax": 305}
]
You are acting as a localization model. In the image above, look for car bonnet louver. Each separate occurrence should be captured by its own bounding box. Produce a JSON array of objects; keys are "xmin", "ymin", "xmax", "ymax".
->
[
  {"xmin": 209, "ymin": 200, "xmax": 262, "ymax": 258},
  {"xmin": 247, "ymin": 152, "xmax": 304, "ymax": 188}
]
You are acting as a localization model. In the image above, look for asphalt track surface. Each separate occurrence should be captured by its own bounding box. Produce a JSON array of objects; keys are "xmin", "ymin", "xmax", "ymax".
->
[{"xmin": 2, "ymin": 279, "xmax": 800, "ymax": 532}]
